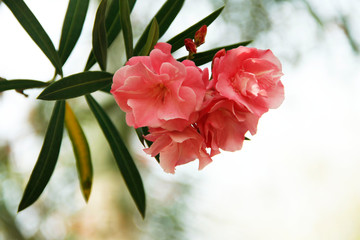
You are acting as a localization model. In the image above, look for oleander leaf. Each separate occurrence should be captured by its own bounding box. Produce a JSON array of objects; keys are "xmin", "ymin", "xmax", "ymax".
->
[
  {"xmin": 58, "ymin": 0, "xmax": 90, "ymax": 65},
  {"xmin": 92, "ymin": 0, "xmax": 108, "ymax": 71},
  {"xmin": 133, "ymin": 0, "xmax": 185, "ymax": 56},
  {"xmin": 18, "ymin": 100, "xmax": 65, "ymax": 212},
  {"xmin": 119, "ymin": 0, "xmax": 133, "ymax": 60},
  {"xmin": 37, "ymin": 71, "xmax": 113, "ymax": 100},
  {"xmin": 3, "ymin": 0, "xmax": 63, "ymax": 76},
  {"xmin": 85, "ymin": 94, "xmax": 146, "ymax": 218},
  {"xmin": 138, "ymin": 18, "xmax": 159, "ymax": 56},
  {"xmin": 0, "ymin": 79, "xmax": 47, "ymax": 92},
  {"xmin": 167, "ymin": 6, "xmax": 224, "ymax": 53},
  {"xmin": 177, "ymin": 40, "xmax": 252, "ymax": 66},
  {"xmin": 84, "ymin": 0, "xmax": 136, "ymax": 71},
  {"xmin": 65, "ymin": 102, "xmax": 93, "ymax": 202}
]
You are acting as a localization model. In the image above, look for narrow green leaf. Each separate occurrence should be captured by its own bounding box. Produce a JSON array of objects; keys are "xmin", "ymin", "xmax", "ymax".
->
[
  {"xmin": 119, "ymin": 0, "xmax": 133, "ymax": 60},
  {"xmin": 167, "ymin": 6, "xmax": 224, "ymax": 53},
  {"xmin": 3, "ymin": 0, "xmax": 63, "ymax": 76},
  {"xmin": 133, "ymin": 0, "xmax": 185, "ymax": 56},
  {"xmin": 177, "ymin": 40, "xmax": 252, "ymax": 66},
  {"xmin": 0, "ymin": 79, "xmax": 47, "ymax": 92},
  {"xmin": 65, "ymin": 102, "xmax": 93, "ymax": 202},
  {"xmin": 84, "ymin": 0, "xmax": 137, "ymax": 71},
  {"xmin": 100, "ymin": 82, "xmax": 112, "ymax": 93},
  {"xmin": 85, "ymin": 94, "xmax": 146, "ymax": 218},
  {"xmin": 18, "ymin": 100, "xmax": 65, "ymax": 212},
  {"xmin": 37, "ymin": 71, "xmax": 112, "ymax": 100},
  {"xmin": 58, "ymin": 0, "xmax": 90, "ymax": 66},
  {"xmin": 138, "ymin": 18, "xmax": 159, "ymax": 56},
  {"xmin": 93, "ymin": 0, "xmax": 108, "ymax": 71}
]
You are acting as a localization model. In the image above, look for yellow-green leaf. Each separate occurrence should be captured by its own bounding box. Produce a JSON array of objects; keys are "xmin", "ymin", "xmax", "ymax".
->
[{"xmin": 65, "ymin": 102, "xmax": 93, "ymax": 202}]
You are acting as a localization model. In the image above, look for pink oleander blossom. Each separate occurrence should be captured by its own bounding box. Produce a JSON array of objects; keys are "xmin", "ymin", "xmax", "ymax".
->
[
  {"xmin": 212, "ymin": 46, "xmax": 284, "ymax": 116},
  {"xmin": 197, "ymin": 90, "xmax": 259, "ymax": 155},
  {"xmin": 144, "ymin": 127, "xmax": 212, "ymax": 174},
  {"xmin": 111, "ymin": 42, "xmax": 208, "ymax": 131}
]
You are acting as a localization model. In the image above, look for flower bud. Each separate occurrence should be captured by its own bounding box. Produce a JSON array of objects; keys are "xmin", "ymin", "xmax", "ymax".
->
[
  {"xmin": 211, "ymin": 48, "xmax": 226, "ymax": 69},
  {"xmin": 184, "ymin": 38, "xmax": 197, "ymax": 54},
  {"xmin": 194, "ymin": 25, "xmax": 207, "ymax": 47}
]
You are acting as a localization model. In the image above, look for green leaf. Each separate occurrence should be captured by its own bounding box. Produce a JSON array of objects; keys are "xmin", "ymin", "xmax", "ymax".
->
[
  {"xmin": 65, "ymin": 102, "xmax": 93, "ymax": 202},
  {"xmin": 18, "ymin": 100, "xmax": 65, "ymax": 212},
  {"xmin": 37, "ymin": 71, "xmax": 113, "ymax": 100},
  {"xmin": 0, "ymin": 79, "xmax": 47, "ymax": 92},
  {"xmin": 138, "ymin": 18, "xmax": 159, "ymax": 56},
  {"xmin": 3, "ymin": 0, "xmax": 63, "ymax": 76},
  {"xmin": 92, "ymin": 0, "xmax": 108, "ymax": 71},
  {"xmin": 167, "ymin": 6, "xmax": 224, "ymax": 53},
  {"xmin": 177, "ymin": 40, "xmax": 252, "ymax": 66},
  {"xmin": 85, "ymin": 94, "xmax": 146, "ymax": 218},
  {"xmin": 58, "ymin": 0, "xmax": 90, "ymax": 66},
  {"xmin": 119, "ymin": 0, "xmax": 133, "ymax": 60},
  {"xmin": 84, "ymin": 0, "xmax": 136, "ymax": 71},
  {"xmin": 133, "ymin": 0, "xmax": 185, "ymax": 56}
]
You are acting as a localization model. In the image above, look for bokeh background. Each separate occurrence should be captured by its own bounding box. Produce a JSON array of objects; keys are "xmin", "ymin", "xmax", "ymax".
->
[{"xmin": 1, "ymin": 0, "xmax": 360, "ymax": 239}]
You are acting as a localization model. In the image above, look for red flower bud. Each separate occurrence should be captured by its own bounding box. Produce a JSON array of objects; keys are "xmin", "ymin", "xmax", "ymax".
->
[
  {"xmin": 194, "ymin": 25, "xmax": 207, "ymax": 47},
  {"xmin": 184, "ymin": 38, "xmax": 197, "ymax": 54}
]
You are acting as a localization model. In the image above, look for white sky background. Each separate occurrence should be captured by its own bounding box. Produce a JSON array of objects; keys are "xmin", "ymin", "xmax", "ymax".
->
[{"xmin": 1, "ymin": 0, "xmax": 360, "ymax": 239}]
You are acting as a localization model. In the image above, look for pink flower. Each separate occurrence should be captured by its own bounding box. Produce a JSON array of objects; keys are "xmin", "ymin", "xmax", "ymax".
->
[
  {"xmin": 197, "ymin": 90, "xmax": 259, "ymax": 155},
  {"xmin": 212, "ymin": 46, "xmax": 284, "ymax": 116},
  {"xmin": 144, "ymin": 127, "xmax": 212, "ymax": 174},
  {"xmin": 111, "ymin": 42, "xmax": 208, "ymax": 131}
]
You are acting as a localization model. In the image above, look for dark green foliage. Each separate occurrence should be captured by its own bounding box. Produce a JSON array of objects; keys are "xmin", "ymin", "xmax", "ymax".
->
[
  {"xmin": 58, "ymin": 0, "xmax": 90, "ymax": 65},
  {"xmin": 84, "ymin": 0, "xmax": 137, "ymax": 70},
  {"xmin": 37, "ymin": 71, "xmax": 113, "ymax": 100},
  {"xmin": 18, "ymin": 101, "xmax": 65, "ymax": 212},
  {"xmin": 3, "ymin": 0, "xmax": 63, "ymax": 76},
  {"xmin": 119, "ymin": 0, "xmax": 134, "ymax": 60},
  {"xmin": 133, "ymin": 0, "xmax": 185, "ymax": 56},
  {"xmin": 167, "ymin": 6, "xmax": 224, "ymax": 53},
  {"xmin": 177, "ymin": 41, "xmax": 252, "ymax": 66},
  {"xmin": 0, "ymin": 79, "xmax": 48, "ymax": 92},
  {"xmin": 86, "ymin": 94, "xmax": 146, "ymax": 218},
  {"xmin": 2, "ymin": 0, "xmax": 247, "ymax": 218},
  {"xmin": 92, "ymin": 0, "xmax": 108, "ymax": 71},
  {"xmin": 138, "ymin": 18, "xmax": 159, "ymax": 57}
]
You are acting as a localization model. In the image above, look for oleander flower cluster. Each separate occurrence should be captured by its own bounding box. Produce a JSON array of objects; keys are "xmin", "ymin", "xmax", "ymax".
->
[{"xmin": 111, "ymin": 40, "xmax": 284, "ymax": 173}]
